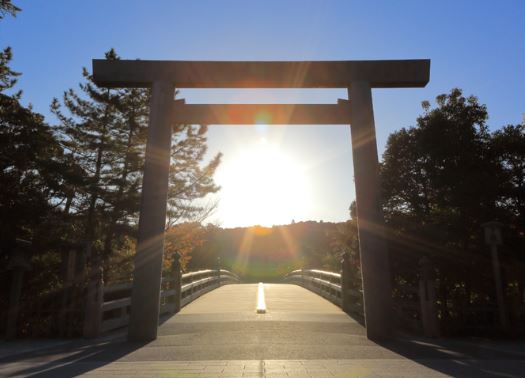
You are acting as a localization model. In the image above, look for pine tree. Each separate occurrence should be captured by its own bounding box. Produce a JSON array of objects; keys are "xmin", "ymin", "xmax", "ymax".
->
[
  {"xmin": 52, "ymin": 49, "xmax": 222, "ymax": 281},
  {"xmin": 51, "ymin": 50, "xmax": 121, "ymax": 260},
  {"xmin": 0, "ymin": 47, "xmax": 20, "ymax": 93},
  {"xmin": 0, "ymin": 0, "xmax": 20, "ymax": 21},
  {"xmin": 167, "ymin": 123, "xmax": 222, "ymax": 225},
  {"xmin": 101, "ymin": 67, "xmax": 150, "ymax": 259},
  {"xmin": 0, "ymin": 46, "xmax": 73, "ymax": 260}
]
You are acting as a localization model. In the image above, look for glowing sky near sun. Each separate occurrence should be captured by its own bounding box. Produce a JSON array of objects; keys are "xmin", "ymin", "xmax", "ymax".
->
[
  {"xmin": 214, "ymin": 137, "xmax": 311, "ymax": 227},
  {"xmin": 180, "ymin": 88, "xmax": 353, "ymax": 228}
]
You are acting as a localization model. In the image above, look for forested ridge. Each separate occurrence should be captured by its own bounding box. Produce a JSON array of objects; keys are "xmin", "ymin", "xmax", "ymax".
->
[{"xmin": 183, "ymin": 220, "xmax": 354, "ymax": 281}]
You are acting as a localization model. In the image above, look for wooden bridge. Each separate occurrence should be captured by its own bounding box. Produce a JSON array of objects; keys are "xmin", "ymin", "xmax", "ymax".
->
[{"xmin": 2, "ymin": 269, "xmax": 524, "ymax": 377}]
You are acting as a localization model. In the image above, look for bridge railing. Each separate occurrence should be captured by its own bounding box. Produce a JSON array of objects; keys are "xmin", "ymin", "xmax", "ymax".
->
[
  {"xmin": 284, "ymin": 269, "xmax": 363, "ymax": 314},
  {"xmin": 179, "ymin": 269, "xmax": 240, "ymax": 307},
  {"xmin": 92, "ymin": 268, "xmax": 240, "ymax": 336},
  {"xmin": 283, "ymin": 257, "xmax": 449, "ymax": 338},
  {"xmin": 284, "ymin": 262, "xmax": 439, "ymax": 336}
]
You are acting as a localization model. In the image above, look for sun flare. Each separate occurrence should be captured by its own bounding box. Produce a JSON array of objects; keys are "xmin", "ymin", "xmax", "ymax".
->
[{"xmin": 216, "ymin": 139, "xmax": 311, "ymax": 227}]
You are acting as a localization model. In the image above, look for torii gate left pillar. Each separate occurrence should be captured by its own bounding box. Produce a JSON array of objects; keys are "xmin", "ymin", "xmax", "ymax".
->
[
  {"xmin": 128, "ymin": 81, "xmax": 174, "ymax": 341},
  {"xmin": 92, "ymin": 59, "xmax": 430, "ymax": 342}
]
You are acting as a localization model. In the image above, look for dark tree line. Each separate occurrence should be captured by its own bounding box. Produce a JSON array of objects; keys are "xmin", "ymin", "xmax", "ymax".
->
[
  {"xmin": 382, "ymin": 88, "xmax": 524, "ymax": 267},
  {"xmin": 381, "ymin": 89, "xmax": 525, "ymax": 335},
  {"xmin": 187, "ymin": 221, "xmax": 342, "ymax": 281},
  {"xmin": 0, "ymin": 50, "xmax": 221, "ymax": 276}
]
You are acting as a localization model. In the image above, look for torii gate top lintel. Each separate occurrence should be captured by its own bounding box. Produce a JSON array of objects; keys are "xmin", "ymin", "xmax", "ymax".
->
[{"xmin": 92, "ymin": 59, "xmax": 430, "ymax": 89}]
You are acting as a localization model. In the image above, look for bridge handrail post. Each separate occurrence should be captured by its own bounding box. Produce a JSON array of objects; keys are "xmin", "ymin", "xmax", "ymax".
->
[
  {"xmin": 83, "ymin": 250, "xmax": 103, "ymax": 338},
  {"xmin": 418, "ymin": 256, "xmax": 439, "ymax": 337},
  {"xmin": 341, "ymin": 252, "xmax": 351, "ymax": 314},
  {"xmin": 6, "ymin": 239, "xmax": 31, "ymax": 340},
  {"xmin": 171, "ymin": 253, "xmax": 182, "ymax": 314},
  {"xmin": 216, "ymin": 257, "xmax": 221, "ymax": 287}
]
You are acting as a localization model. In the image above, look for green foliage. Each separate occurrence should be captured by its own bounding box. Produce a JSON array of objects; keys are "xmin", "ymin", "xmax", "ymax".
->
[
  {"xmin": 0, "ymin": 51, "xmax": 72, "ymax": 253},
  {"xmin": 50, "ymin": 48, "xmax": 221, "ymax": 281},
  {"xmin": 0, "ymin": 45, "xmax": 83, "ymax": 337},
  {"xmin": 326, "ymin": 202, "xmax": 361, "ymax": 288},
  {"xmin": 382, "ymin": 88, "xmax": 500, "ymax": 254},
  {"xmin": 167, "ymin": 124, "xmax": 222, "ymax": 225},
  {"xmin": 0, "ymin": 47, "xmax": 20, "ymax": 93},
  {"xmin": 381, "ymin": 88, "xmax": 525, "ymax": 335},
  {"xmin": 492, "ymin": 123, "xmax": 525, "ymax": 228},
  {"xmin": 187, "ymin": 221, "xmax": 347, "ymax": 281},
  {"xmin": 0, "ymin": 0, "xmax": 20, "ymax": 20},
  {"xmin": 51, "ymin": 51, "xmax": 122, "ymax": 247}
]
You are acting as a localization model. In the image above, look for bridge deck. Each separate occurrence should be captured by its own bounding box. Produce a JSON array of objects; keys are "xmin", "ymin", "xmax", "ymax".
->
[
  {"xmin": 151, "ymin": 283, "xmax": 366, "ymax": 361},
  {"xmin": 1, "ymin": 284, "xmax": 524, "ymax": 377}
]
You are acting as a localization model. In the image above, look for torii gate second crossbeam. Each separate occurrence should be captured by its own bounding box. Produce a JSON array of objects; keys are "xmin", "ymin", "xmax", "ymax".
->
[
  {"xmin": 92, "ymin": 59, "xmax": 430, "ymax": 343},
  {"xmin": 171, "ymin": 100, "xmax": 352, "ymax": 125}
]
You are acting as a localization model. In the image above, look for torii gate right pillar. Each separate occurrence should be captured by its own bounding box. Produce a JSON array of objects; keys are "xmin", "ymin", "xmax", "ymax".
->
[{"xmin": 348, "ymin": 81, "xmax": 393, "ymax": 340}]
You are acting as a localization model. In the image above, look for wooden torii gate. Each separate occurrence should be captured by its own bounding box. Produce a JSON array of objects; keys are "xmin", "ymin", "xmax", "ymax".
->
[{"xmin": 93, "ymin": 59, "xmax": 430, "ymax": 342}]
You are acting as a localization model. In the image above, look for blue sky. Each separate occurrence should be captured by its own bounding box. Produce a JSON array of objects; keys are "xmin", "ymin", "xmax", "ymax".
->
[{"xmin": 2, "ymin": 0, "xmax": 524, "ymax": 227}]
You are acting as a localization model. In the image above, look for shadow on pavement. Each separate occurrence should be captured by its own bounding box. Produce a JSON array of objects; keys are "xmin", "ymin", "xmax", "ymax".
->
[
  {"xmin": 379, "ymin": 335, "xmax": 525, "ymax": 377},
  {"xmin": 0, "ymin": 337, "xmax": 146, "ymax": 377}
]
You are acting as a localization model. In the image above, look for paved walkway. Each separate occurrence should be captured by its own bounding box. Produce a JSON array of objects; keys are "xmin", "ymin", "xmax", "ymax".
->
[{"xmin": 1, "ymin": 284, "xmax": 524, "ymax": 377}]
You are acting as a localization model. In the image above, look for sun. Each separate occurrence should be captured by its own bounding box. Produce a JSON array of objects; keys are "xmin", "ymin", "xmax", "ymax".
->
[{"xmin": 216, "ymin": 139, "xmax": 311, "ymax": 227}]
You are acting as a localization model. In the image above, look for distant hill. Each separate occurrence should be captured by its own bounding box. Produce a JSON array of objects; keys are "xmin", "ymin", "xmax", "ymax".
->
[{"xmin": 189, "ymin": 221, "xmax": 347, "ymax": 281}]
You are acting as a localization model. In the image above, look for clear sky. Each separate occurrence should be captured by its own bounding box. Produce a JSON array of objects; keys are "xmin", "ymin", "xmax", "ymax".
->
[{"xmin": 2, "ymin": 1, "xmax": 524, "ymax": 227}]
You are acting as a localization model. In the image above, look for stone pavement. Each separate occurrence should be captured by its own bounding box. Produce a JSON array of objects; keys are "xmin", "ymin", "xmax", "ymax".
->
[{"xmin": 1, "ymin": 284, "xmax": 524, "ymax": 377}]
